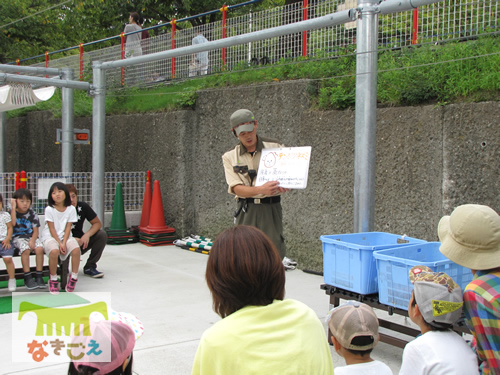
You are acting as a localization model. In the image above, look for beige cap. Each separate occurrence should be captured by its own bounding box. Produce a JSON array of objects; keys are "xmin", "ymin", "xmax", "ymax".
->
[
  {"xmin": 327, "ymin": 301, "xmax": 379, "ymax": 350},
  {"xmin": 438, "ymin": 204, "xmax": 500, "ymax": 270}
]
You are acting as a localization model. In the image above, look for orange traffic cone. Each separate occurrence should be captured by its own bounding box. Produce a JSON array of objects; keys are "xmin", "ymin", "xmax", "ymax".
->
[
  {"xmin": 142, "ymin": 180, "xmax": 174, "ymax": 234},
  {"xmin": 139, "ymin": 180, "xmax": 152, "ymax": 230}
]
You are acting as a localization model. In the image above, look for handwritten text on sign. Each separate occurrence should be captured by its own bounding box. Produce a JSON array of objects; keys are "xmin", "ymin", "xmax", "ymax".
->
[{"xmin": 256, "ymin": 146, "xmax": 312, "ymax": 189}]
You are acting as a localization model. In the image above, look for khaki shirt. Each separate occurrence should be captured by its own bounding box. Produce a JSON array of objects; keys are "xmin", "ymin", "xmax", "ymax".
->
[{"xmin": 222, "ymin": 136, "xmax": 283, "ymax": 199}]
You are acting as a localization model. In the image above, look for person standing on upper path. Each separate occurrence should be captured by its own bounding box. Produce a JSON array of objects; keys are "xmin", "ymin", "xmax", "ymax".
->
[{"xmin": 124, "ymin": 12, "xmax": 143, "ymax": 59}]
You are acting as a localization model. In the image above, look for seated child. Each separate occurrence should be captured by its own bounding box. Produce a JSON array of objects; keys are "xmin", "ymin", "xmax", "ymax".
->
[
  {"xmin": 327, "ymin": 301, "xmax": 392, "ymax": 375},
  {"xmin": 10, "ymin": 188, "xmax": 46, "ymax": 289},
  {"xmin": 41, "ymin": 182, "xmax": 80, "ymax": 295},
  {"xmin": 0, "ymin": 193, "xmax": 16, "ymax": 292},
  {"xmin": 399, "ymin": 265, "xmax": 479, "ymax": 374}
]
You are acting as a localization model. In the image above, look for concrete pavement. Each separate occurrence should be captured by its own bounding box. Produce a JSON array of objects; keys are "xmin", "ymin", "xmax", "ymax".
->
[{"xmin": 0, "ymin": 243, "xmax": 407, "ymax": 374}]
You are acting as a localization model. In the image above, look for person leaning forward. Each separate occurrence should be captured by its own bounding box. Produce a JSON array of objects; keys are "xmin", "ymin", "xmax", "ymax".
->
[
  {"xmin": 66, "ymin": 184, "xmax": 107, "ymax": 278},
  {"xmin": 222, "ymin": 109, "xmax": 297, "ymax": 269}
]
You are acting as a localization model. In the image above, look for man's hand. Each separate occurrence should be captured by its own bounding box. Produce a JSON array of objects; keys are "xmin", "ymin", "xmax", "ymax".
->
[
  {"xmin": 10, "ymin": 199, "xmax": 16, "ymax": 210},
  {"xmin": 80, "ymin": 233, "xmax": 91, "ymax": 250},
  {"xmin": 260, "ymin": 181, "xmax": 289, "ymax": 196},
  {"xmin": 28, "ymin": 238, "xmax": 36, "ymax": 250}
]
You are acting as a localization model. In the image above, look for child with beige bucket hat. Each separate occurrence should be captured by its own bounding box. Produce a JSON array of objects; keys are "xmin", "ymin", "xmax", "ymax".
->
[{"xmin": 438, "ymin": 204, "xmax": 500, "ymax": 375}]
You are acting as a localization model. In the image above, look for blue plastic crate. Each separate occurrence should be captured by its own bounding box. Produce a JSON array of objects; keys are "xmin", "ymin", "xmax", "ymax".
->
[
  {"xmin": 373, "ymin": 242, "xmax": 474, "ymax": 310},
  {"xmin": 321, "ymin": 232, "xmax": 426, "ymax": 295}
]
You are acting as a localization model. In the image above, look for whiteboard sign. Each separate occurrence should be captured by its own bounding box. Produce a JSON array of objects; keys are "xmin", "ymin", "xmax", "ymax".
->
[
  {"xmin": 38, "ymin": 178, "xmax": 67, "ymax": 200},
  {"xmin": 256, "ymin": 146, "xmax": 311, "ymax": 189}
]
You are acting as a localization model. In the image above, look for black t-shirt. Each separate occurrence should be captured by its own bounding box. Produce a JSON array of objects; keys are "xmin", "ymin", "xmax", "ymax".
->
[{"xmin": 72, "ymin": 201, "xmax": 97, "ymax": 238}]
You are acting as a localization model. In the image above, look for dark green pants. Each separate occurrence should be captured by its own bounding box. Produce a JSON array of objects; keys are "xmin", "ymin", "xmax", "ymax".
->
[{"xmin": 235, "ymin": 201, "xmax": 286, "ymax": 259}]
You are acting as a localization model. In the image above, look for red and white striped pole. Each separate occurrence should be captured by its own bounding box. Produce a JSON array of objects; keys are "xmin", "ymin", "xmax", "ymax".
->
[
  {"xmin": 302, "ymin": 0, "xmax": 308, "ymax": 57},
  {"xmin": 221, "ymin": 5, "xmax": 228, "ymax": 67},
  {"xmin": 120, "ymin": 32, "xmax": 126, "ymax": 85},
  {"xmin": 171, "ymin": 19, "xmax": 177, "ymax": 78},
  {"xmin": 80, "ymin": 43, "xmax": 84, "ymax": 80}
]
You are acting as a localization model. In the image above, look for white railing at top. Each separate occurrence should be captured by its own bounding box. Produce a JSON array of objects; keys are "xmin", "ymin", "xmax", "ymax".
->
[{"xmin": 25, "ymin": 0, "xmax": 498, "ymax": 90}]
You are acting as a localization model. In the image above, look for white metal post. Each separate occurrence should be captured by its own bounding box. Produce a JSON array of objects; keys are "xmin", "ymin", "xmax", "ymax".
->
[
  {"xmin": 354, "ymin": 0, "xmax": 379, "ymax": 232},
  {"xmin": 0, "ymin": 112, "xmax": 6, "ymax": 173},
  {"xmin": 61, "ymin": 68, "xmax": 75, "ymax": 174},
  {"xmin": 91, "ymin": 61, "xmax": 106, "ymax": 222}
]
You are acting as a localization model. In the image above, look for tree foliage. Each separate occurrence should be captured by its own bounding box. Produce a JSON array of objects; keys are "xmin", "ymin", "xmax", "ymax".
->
[{"xmin": 0, "ymin": 0, "xmax": 283, "ymax": 64}]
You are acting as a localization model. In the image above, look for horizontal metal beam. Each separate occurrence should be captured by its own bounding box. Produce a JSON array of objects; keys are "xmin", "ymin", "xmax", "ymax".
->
[
  {"xmin": 0, "ymin": 64, "xmax": 61, "ymax": 76},
  {"xmin": 100, "ymin": 10, "xmax": 356, "ymax": 70},
  {"xmin": 378, "ymin": 0, "xmax": 439, "ymax": 14},
  {"xmin": 0, "ymin": 73, "xmax": 91, "ymax": 91}
]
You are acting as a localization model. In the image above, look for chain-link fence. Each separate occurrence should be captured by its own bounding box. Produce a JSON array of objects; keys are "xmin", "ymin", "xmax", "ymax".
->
[
  {"xmin": 0, "ymin": 172, "xmax": 146, "ymax": 215},
  {"xmin": 20, "ymin": 0, "xmax": 500, "ymax": 89}
]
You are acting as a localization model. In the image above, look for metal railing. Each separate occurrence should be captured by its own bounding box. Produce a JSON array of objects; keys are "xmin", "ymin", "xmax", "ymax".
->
[
  {"xmin": 11, "ymin": 0, "xmax": 500, "ymax": 89},
  {"xmin": 0, "ymin": 172, "xmax": 146, "ymax": 215}
]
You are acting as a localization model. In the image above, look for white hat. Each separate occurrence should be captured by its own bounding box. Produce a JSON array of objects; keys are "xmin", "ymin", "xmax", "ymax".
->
[{"xmin": 438, "ymin": 204, "xmax": 500, "ymax": 270}]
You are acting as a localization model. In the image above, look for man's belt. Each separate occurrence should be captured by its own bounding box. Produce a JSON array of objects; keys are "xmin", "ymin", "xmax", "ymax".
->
[
  {"xmin": 233, "ymin": 196, "xmax": 281, "ymax": 223},
  {"xmin": 238, "ymin": 196, "xmax": 281, "ymax": 204}
]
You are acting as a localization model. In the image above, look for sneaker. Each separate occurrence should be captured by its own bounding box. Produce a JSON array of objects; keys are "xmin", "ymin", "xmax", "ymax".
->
[
  {"xmin": 84, "ymin": 268, "xmax": 104, "ymax": 278},
  {"xmin": 8, "ymin": 279, "xmax": 16, "ymax": 292},
  {"xmin": 49, "ymin": 280, "xmax": 59, "ymax": 295},
  {"xmin": 283, "ymin": 263, "xmax": 296, "ymax": 271},
  {"xmin": 24, "ymin": 275, "xmax": 38, "ymax": 290},
  {"xmin": 66, "ymin": 277, "xmax": 78, "ymax": 293},
  {"xmin": 282, "ymin": 257, "xmax": 298, "ymax": 267},
  {"xmin": 36, "ymin": 275, "xmax": 47, "ymax": 289}
]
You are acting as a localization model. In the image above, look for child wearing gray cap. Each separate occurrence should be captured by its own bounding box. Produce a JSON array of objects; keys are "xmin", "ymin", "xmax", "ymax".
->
[{"xmin": 399, "ymin": 265, "xmax": 479, "ymax": 374}]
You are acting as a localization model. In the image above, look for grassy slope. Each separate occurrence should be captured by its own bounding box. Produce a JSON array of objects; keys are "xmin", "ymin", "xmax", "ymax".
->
[{"xmin": 6, "ymin": 37, "xmax": 499, "ymax": 119}]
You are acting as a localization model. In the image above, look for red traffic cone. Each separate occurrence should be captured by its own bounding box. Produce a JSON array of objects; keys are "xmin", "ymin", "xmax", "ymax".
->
[
  {"xmin": 139, "ymin": 180, "xmax": 152, "ymax": 230},
  {"xmin": 142, "ymin": 180, "xmax": 174, "ymax": 234}
]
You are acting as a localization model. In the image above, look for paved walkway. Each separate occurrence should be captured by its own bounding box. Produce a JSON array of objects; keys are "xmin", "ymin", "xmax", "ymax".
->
[{"xmin": 0, "ymin": 243, "xmax": 406, "ymax": 374}]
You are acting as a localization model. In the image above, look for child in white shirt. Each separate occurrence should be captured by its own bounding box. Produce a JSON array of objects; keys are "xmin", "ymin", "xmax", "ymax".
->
[
  {"xmin": 399, "ymin": 265, "xmax": 479, "ymax": 375},
  {"xmin": 41, "ymin": 182, "xmax": 80, "ymax": 295},
  {"xmin": 0, "ymin": 193, "xmax": 15, "ymax": 291}
]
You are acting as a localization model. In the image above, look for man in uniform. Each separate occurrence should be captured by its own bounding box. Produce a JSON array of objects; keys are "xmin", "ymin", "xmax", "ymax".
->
[{"xmin": 222, "ymin": 109, "xmax": 297, "ymax": 270}]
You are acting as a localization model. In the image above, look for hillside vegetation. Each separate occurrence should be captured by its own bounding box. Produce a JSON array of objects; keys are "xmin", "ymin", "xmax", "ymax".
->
[{"xmin": 7, "ymin": 36, "xmax": 499, "ymax": 119}]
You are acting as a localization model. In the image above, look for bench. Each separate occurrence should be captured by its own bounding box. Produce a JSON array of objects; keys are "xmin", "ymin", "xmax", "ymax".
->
[
  {"xmin": 320, "ymin": 284, "xmax": 470, "ymax": 348},
  {"xmin": 0, "ymin": 250, "xmax": 70, "ymax": 290}
]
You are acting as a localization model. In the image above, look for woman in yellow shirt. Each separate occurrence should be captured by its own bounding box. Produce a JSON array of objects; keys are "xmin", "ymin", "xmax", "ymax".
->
[{"xmin": 192, "ymin": 225, "xmax": 334, "ymax": 375}]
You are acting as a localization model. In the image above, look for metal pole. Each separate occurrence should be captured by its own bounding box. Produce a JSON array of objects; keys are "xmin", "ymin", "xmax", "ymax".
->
[
  {"xmin": 0, "ymin": 112, "xmax": 6, "ymax": 173},
  {"xmin": 353, "ymin": 0, "xmax": 379, "ymax": 232},
  {"xmin": 91, "ymin": 62, "xmax": 106, "ymax": 222},
  {"xmin": 100, "ymin": 10, "xmax": 356, "ymax": 70},
  {"xmin": 0, "ymin": 73, "xmax": 90, "ymax": 90},
  {"xmin": 0, "ymin": 64, "xmax": 61, "ymax": 76},
  {"xmin": 61, "ymin": 68, "xmax": 74, "ymax": 174},
  {"xmin": 378, "ymin": 0, "xmax": 440, "ymax": 14}
]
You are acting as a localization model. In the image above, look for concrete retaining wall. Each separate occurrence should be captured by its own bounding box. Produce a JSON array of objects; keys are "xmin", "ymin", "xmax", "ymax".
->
[{"xmin": 5, "ymin": 81, "xmax": 499, "ymax": 271}]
